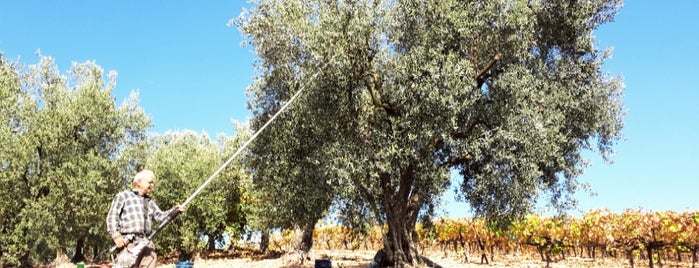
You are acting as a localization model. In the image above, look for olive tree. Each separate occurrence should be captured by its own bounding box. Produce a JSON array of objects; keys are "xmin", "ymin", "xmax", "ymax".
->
[
  {"xmin": 0, "ymin": 52, "xmax": 150, "ymax": 266},
  {"xmin": 235, "ymin": 0, "xmax": 624, "ymax": 266},
  {"xmin": 137, "ymin": 127, "xmax": 250, "ymax": 258},
  {"xmin": 243, "ymin": 106, "xmax": 337, "ymax": 256}
]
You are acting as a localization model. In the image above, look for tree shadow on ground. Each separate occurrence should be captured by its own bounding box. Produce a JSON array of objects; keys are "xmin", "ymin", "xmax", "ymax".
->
[
  {"xmin": 417, "ymin": 255, "xmax": 445, "ymax": 268},
  {"xmin": 276, "ymin": 254, "xmax": 447, "ymax": 268},
  {"xmin": 160, "ymin": 247, "xmax": 284, "ymax": 264}
]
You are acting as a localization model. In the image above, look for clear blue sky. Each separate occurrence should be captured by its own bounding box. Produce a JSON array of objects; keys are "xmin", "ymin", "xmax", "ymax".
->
[{"xmin": 2, "ymin": 1, "xmax": 697, "ymax": 218}]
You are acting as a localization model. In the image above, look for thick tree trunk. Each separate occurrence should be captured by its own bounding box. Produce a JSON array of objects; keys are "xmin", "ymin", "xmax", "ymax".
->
[
  {"xmin": 207, "ymin": 234, "xmax": 216, "ymax": 251},
  {"xmin": 378, "ymin": 168, "xmax": 424, "ymax": 267},
  {"xmin": 260, "ymin": 230, "xmax": 270, "ymax": 253},
  {"xmin": 383, "ymin": 216, "xmax": 416, "ymax": 266},
  {"xmin": 292, "ymin": 221, "xmax": 316, "ymax": 265},
  {"xmin": 298, "ymin": 221, "xmax": 315, "ymax": 252},
  {"xmin": 20, "ymin": 252, "xmax": 31, "ymax": 268},
  {"xmin": 70, "ymin": 237, "xmax": 85, "ymax": 263}
]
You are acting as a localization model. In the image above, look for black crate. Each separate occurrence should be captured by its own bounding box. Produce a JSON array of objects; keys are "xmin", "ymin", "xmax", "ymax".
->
[{"xmin": 315, "ymin": 259, "xmax": 332, "ymax": 268}]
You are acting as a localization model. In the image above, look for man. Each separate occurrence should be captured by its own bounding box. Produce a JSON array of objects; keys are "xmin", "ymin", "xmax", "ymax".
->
[{"xmin": 107, "ymin": 169, "xmax": 185, "ymax": 268}]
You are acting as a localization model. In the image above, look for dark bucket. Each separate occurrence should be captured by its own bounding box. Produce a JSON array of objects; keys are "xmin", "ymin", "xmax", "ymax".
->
[
  {"xmin": 175, "ymin": 261, "xmax": 194, "ymax": 268},
  {"xmin": 315, "ymin": 259, "xmax": 331, "ymax": 268}
]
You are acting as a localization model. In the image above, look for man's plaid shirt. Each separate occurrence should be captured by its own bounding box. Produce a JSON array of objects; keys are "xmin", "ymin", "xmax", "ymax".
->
[{"xmin": 106, "ymin": 190, "xmax": 172, "ymax": 240}]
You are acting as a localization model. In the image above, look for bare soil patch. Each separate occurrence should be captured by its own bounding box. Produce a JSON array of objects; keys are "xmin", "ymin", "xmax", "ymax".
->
[
  {"xmin": 154, "ymin": 249, "xmax": 631, "ymax": 268},
  {"xmin": 55, "ymin": 249, "xmax": 634, "ymax": 268}
]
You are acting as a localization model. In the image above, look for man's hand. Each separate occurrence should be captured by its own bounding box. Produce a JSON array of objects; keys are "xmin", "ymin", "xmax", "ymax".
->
[
  {"xmin": 173, "ymin": 204, "xmax": 186, "ymax": 213},
  {"xmin": 114, "ymin": 236, "xmax": 127, "ymax": 248}
]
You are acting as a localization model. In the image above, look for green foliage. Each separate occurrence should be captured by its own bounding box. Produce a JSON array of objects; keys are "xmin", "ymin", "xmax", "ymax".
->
[
  {"xmin": 0, "ymin": 51, "xmax": 252, "ymax": 265},
  {"xmin": 0, "ymin": 52, "xmax": 150, "ymax": 265},
  {"xmin": 236, "ymin": 0, "xmax": 624, "ymax": 265},
  {"xmin": 138, "ymin": 126, "xmax": 251, "ymax": 254}
]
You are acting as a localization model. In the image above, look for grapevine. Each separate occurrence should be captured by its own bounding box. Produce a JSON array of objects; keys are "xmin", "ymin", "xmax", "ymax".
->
[{"xmin": 249, "ymin": 209, "xmax": 699, "ymax": 267}]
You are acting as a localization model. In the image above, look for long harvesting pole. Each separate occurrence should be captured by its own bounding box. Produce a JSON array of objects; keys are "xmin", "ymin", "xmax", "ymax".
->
[
  {"xmin": 112, "ymin": 69, "xmax": 324, "ymax": 267},
  {"xmin": 182, "ymin": 74, "xmax": 316, "ymax": 208}
]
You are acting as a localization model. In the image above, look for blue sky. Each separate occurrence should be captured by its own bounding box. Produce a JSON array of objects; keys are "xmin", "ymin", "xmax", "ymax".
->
[{"xmin": 2, "ymin": 1, "xmax": 697, "ymax": 218}]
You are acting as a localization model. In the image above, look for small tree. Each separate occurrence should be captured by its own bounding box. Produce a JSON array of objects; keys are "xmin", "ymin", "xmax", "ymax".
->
[
  {"xmin": 137, "ymin": 128, "xmax": 250, "ymax": 258},
  {"xmin": 244, "ymin": 109, "xmax": 336, "ymax": 259}
]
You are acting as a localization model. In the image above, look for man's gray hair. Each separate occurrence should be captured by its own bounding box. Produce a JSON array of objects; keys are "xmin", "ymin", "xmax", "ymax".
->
[{"xmin": 133, "ymin": 169, "xmax": 155, "ymax": 183}]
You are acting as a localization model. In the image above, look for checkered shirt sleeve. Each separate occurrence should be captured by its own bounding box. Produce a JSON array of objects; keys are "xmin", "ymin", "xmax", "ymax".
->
[{"xmin": 106, "ymin": 190, "xmax": 172, "ymax": 239}]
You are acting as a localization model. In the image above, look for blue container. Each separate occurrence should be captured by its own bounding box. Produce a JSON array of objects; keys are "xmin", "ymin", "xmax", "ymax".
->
[
  {"xmin": 175, "ymin": 261, "xmax": 193, "ymax": 268},
  {"xmin": 315, "ymin": 259, "xmax": 331, "ymax": 268}
]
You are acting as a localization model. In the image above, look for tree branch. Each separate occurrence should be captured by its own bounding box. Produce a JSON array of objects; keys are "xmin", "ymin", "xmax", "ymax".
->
[
  {"xmin": 473, "ymin": 53, "xmax": 502, "ymax": 89},
  {"xmin": 365, "ymin": 71, "xmax": 399, "ymax": 116}
]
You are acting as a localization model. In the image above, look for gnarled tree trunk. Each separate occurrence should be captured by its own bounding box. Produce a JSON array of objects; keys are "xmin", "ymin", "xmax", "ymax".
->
[
  {"xmin": 291, "ymin": 221, "xmax": 317, "ymax": 265},
  {"xmin": 298, "ymin": 221, "xmax": 315, "ymax": 252},
  {"xmin": 378, "ymin": 169, "xmax": 424, "ymax": 267}
]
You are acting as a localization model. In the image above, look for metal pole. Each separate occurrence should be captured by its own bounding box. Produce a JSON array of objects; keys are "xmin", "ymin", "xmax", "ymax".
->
[
  {"xmin": 111, "ymin": 69, "xmax": 322, "ymax": 265},
  {"xmin": 181, "ymin": 71, "xmax": 318, "ymax": 208}
]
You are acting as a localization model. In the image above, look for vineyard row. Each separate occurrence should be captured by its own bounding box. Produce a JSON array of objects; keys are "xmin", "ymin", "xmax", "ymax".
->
[{"xmin": 252, "ymin": 209, "xmax": 699, "ymax": 267}]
